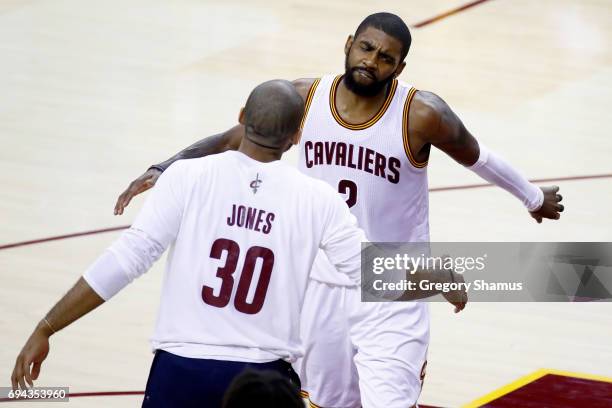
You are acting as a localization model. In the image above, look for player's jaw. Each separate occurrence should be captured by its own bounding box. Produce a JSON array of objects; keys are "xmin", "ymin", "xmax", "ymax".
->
[
  {"xmin": 343, "ymin": 56, "xmax": 396, "ymax": 97},
  {"xmin": 343, "ymin": 61, "xmax": 394, "ymax": 97}
]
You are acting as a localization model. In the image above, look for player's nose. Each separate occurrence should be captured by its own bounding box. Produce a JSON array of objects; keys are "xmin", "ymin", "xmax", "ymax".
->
[{"xmin": 361, "ymin": 58, "xmax": 377, "ymax": 74}]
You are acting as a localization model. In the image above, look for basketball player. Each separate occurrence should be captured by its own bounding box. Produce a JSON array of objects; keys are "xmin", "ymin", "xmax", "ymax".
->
[
  {"xmin": 13, "ymin": 79, "xmax": 465, "ymax": 406},
  {"xmin": 11, "ymin": 80, "xmax": 385, "ymax": 407},
  {"xmin": 113, "ymin": 13, "xmax": 563, "ymax": 407}
]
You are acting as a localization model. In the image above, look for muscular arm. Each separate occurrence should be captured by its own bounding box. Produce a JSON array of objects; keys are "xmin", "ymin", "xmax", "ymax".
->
[
  {"xmin": 152, "ymin": 78, "xmax": 315, "ymax": 171},
  {"xmin": 114, "ymin": 78, "xmax": 316, "ymax": 215},
  {"xmin": 152, "ymin": 125, "xmax": 243, "ymax": 173},
  {"xmin": 410, "ymin": 91, "xmax": 563, "ymax": 222},
  {"xmin": 11, "ymin": 278, "xmax": 104, "ymax": 390},
  {"xmin": 14, "ymin": 163, "xmax": 186, "ymax": 389},
  {"xmin": 410, "ymin": 91, "xmax": 480, "ymax": 166}
]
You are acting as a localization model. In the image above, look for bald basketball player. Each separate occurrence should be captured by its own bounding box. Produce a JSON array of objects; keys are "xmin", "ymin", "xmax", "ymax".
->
[
  {"xmin": 16, "ymin": 80, "xmax": 456, "ymax": 407},
  {"xmin": 113, "ymin": 13, "xmax": 563, "ymax": 408}
]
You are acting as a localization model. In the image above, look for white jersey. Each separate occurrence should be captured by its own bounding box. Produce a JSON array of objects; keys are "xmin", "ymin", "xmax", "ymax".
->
[
  {"xmin": 298, "ymin": 74, "xmax": 430, "ymax": 285},
  {"xmin": 128, "ymin": 151, "xmax": 365, "ymax": 363}
]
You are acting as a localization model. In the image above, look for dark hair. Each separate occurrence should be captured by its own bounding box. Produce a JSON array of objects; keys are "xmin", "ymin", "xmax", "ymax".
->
[
  {"xmin": 355, "ymin": 12, "xmax": 412, "ymax": 61},
  {"xmin": 243, "ymin": 79, "xmax": 304, "ymax": 148},
  {"xmin": 222, "ymin": 370, "xmax": 303, "ymax": 407}
]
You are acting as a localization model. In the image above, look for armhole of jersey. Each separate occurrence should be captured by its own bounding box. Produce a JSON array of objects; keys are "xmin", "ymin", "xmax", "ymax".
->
[
  {"xmin": 402, "ymin": 87, "xmax": 428, "ymax": 168},
  {"xmin": 300, "ymin": 78, "xmax": 321, "ymax": 131}
]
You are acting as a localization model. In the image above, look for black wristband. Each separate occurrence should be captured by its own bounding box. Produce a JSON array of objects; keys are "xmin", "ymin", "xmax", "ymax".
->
[{"xmin": 148, "ymin": 165, "xmax": 166, "ymax": 173}]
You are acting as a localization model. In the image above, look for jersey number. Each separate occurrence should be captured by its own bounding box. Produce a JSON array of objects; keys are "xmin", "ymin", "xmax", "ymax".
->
[
  {"xmin": 202, "ymin": 238, "xmax": 274, "ymax": 315},
  {"xmin": 338, "ymin": 179, "xmax": 357, "ymax": 208}
]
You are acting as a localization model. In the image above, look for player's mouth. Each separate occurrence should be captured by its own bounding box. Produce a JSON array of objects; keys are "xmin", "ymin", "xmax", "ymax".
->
[{"xmin": 354, "ymin": 68, "xmax": 375, "ymax": 81}]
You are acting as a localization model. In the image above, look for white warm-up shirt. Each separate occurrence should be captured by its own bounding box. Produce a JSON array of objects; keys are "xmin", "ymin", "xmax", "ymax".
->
[{"xmin": 84, "ymin": 151, "xmax": 365, "ymax": 363}]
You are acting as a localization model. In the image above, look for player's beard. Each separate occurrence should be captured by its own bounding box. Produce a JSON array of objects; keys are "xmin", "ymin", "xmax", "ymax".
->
[{"xmin": 344, "ymin": 54, "xmax": 395, "ymax": 97}]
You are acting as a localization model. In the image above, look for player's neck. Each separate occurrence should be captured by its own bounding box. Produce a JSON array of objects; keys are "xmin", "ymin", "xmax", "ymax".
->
[
  {"xmin": 337, "ymin": 78, "xmax": 390, "ymax": 115},
  {"xmin": 238, "ymin": 138, "xmax": 283, "ymax": 163}
]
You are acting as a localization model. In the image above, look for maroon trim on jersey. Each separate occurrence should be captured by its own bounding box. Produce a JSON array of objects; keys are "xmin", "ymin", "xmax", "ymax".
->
[
  {"xmin": 403, "ymin": 87, "xmax": 429, "ymax": 168},
  {"xmin": 300, "ymin": 78, "xmax": 321, "ymax": 132},
  {"xmin": 329, "ymin": 75, "xmax": 398, "ymax": 131}
]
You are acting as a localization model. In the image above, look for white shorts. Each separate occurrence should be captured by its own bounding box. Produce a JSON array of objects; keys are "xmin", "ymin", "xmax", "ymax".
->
[{"xmin": 294, "ymin": 279, "xmax": 430, "ymax": 408}]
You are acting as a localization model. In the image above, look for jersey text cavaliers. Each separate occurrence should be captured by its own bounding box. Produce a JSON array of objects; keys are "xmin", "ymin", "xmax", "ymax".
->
[{"xmin": 304, "ymin": 141, "xmax": 401, "ymax": 184}]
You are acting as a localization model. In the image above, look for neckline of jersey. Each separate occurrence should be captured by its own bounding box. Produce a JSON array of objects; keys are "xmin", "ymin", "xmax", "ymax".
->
[
  {"xmin": 329, "ymin": 74, "xmax": 398, "ymax": 131},
  {"xmin": 228, "ymin": 150, "xmax": 287, "ymax": 167}
]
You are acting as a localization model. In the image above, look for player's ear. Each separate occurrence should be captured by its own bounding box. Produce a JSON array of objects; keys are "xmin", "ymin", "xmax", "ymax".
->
[
  {"xmin": 344, "ymin": 35, "xmax": 354, "ymax": 56},
  {"xmin": 394, "ymin": 61, "xmax": 406, "ymax": 78},
  {"xmin": 238, "ymin": 107, "xmax": 246, "ymax": 125}
]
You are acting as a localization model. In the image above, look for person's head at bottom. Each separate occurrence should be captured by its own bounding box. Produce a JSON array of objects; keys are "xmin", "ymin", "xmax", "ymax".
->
[
  {"xmin": 222, "ymin": 369, "xmax": 303, "ymax": 408},
  {"xmin": 238, "ymin": 79, "xmax": 305, "ymax": 159}
]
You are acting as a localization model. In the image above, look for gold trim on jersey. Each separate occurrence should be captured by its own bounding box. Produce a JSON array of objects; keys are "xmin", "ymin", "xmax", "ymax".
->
[
  {"xmin": 308, "ymin": 399, "xmax": 323, "ymax": 408},
  {"xmin": 300, "ymin": 78, "xmax": 321, "ymax": 130},
  {"xmin": 402, "ymin": 87, "xmax": 428, "ymax": 168},
  {"xmin": 300, "ymin": 390, "xmax": 323, "ymax": 408},
  {"xmin": 329, "ymin": 74, "xmax": 398, "ymax": 131}
]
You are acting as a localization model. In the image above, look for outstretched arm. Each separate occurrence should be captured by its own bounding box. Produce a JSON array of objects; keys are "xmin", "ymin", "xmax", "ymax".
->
[
  {"xmin": 114, "ymin": 125, "xmax": 243, "ymax": 215},
  {"xmin": 11, "ymin": 278, "xmax": 104, "ymax": 390},
  {"xmin": 13, "ymin": 163, "xmax": 187, "ymax": 390},
  {"xmin": 412, "ymin": 91, "xmax": 564, "ymax": 223},
  {"xmin": 318, "ymin": 187, "xmax": 467, "ymax": 311},
  {"xmin": 114, "ymin": 78, "xmax": 316, "ymax": 215}
]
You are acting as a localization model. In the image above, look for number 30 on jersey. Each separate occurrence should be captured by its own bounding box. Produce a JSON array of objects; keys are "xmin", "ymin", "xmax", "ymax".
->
[{"xmin": 202, "ymin": 238, "xmax": 275, "ymax": 315}]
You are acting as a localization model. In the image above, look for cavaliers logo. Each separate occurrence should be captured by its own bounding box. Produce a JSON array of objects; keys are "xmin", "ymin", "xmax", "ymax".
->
[{"xmin": 250, "ymin": 173, "xmax": 262, "ymax": 194}]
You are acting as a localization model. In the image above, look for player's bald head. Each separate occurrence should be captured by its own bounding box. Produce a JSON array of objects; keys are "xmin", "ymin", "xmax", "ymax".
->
[{"xmin": 243, "ymin": 80, "xmax": 304, "ymax": 148}]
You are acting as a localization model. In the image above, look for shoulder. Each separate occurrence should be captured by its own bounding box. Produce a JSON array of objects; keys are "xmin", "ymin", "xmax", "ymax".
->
[
  {"xmin": 410, "ymin": 91, "xmax": 448, "ymax": 129},
  {"xmin": 292, "ymin": 78, "xmax": 319, "ymax": 101},
  {"xmin": 408, "ymin": 90, "xmax": 461, "ymax": 141}
]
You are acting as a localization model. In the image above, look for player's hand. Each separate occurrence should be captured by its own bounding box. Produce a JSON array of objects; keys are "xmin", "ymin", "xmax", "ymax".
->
[
  {"xmin": 530, "ymin": 186, "xmax": 564, "ymax": 223},
  {"xmin": 442, "ymin": 270, "xmax": 468, "ymax": 313},
  {"xmin": 11, "ymin": 323, "xmax": 51, "ymax": 390},
  {"xmin": 114, "ymin": 168, "xmax": 162, "ymax": 215}
]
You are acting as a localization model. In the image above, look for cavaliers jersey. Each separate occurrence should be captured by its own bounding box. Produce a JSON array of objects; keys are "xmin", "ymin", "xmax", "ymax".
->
[
  {"xmin": 129, "ymin": 151, "xmax": 365, "ymax": 363},
  {"xmin": 298, "ymin": 74, "xmax": 430, "ymax": 285}
]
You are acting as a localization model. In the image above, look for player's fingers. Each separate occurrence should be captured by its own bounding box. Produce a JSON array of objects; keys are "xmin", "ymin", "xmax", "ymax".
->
[
  {"xmin": 115, "ymin": 187, "xmax": 132, "ymax": 213},
  {"xmin": 556, "ymin": 194, "xmax": 563, "ymax": 202},
  {"xmin": 31, "ymin": 362, "xmax": 42, "ymax": 380},
  {"xmin": 113, "ymin": 197, "xmax": 123, "ymax": 215},
  {"xmin": 13, "ymin": 357, "xmax": 24, "ymax": 389},
  {"xmin": 557, "ymin": 204, "xmax": 564, "ymax": 212},
  {"xmin": 23, "ymin": 359, "xmax": 33, "ymax": 388},
  {"xmin": 16, "ymin": 362, "xmax": 27, "ymax": 390},
  {"xmin": 120, "ymin": 190, "xmax": 135, "ymax": 210},
  {"xmin": 11, "ymin": 365, "xmax": 18, "ymax": 390},
  {"xmin": 552, "ymin": 185, "xmax": 559, "ymax": 193}
]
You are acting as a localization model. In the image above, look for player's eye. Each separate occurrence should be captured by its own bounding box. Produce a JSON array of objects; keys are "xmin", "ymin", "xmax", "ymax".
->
[{"xmin": 379, "ymin": 54, "xmax": 394, "ymax": 64}]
